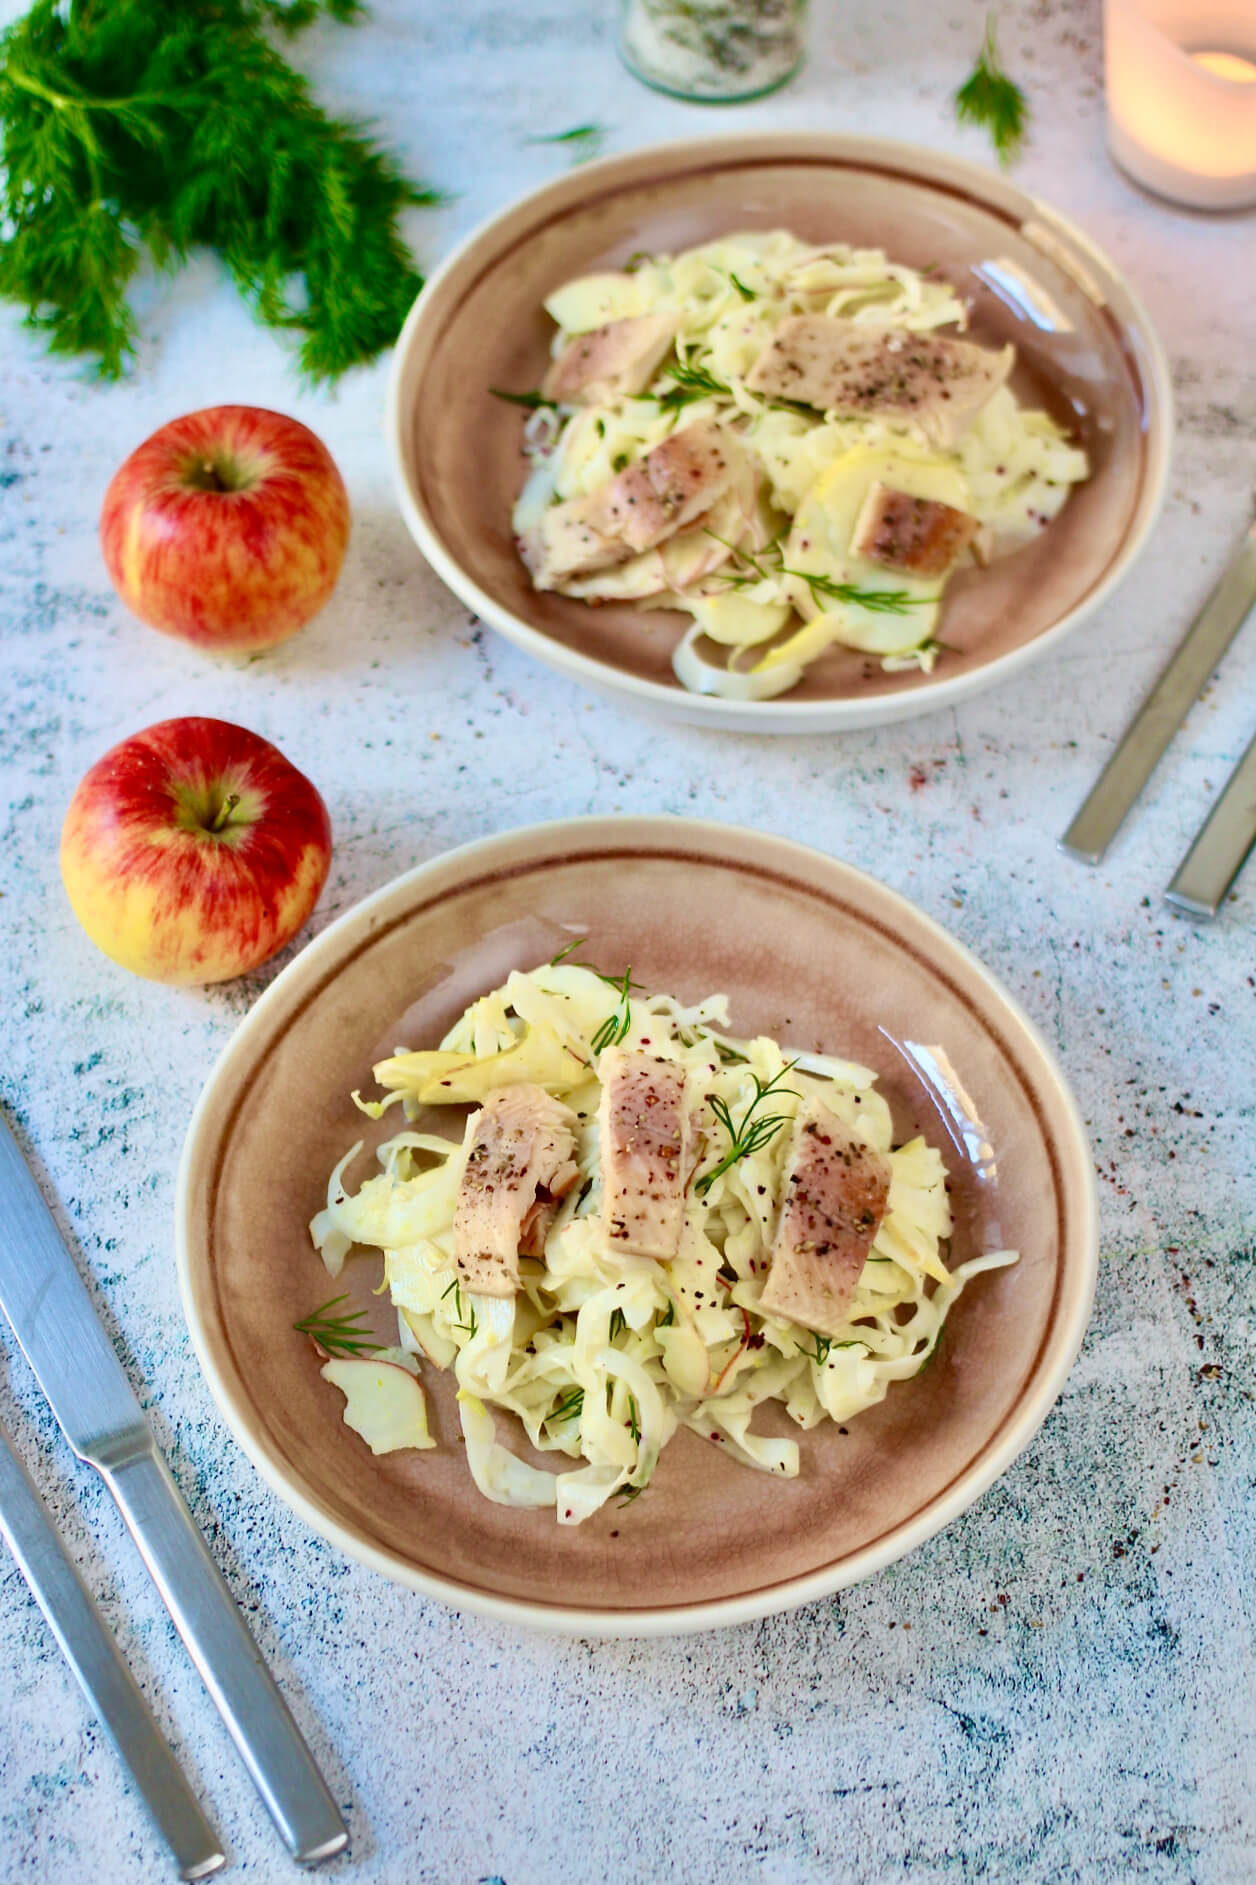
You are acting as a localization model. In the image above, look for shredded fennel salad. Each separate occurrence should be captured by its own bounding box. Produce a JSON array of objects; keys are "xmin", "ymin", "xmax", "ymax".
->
[
  {"xmin": 513, "ymin": 229, "xmax": 1089, "ymax": 700},
  {"xmin": 307, "ymin": 960, "xmax": 1018, "ymax": 1525}
]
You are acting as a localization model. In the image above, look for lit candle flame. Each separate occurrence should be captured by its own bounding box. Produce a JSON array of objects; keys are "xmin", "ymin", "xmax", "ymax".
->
[{"xmin": 1191, "ymin": 49, "xmax": 1256, "ymax": 83}]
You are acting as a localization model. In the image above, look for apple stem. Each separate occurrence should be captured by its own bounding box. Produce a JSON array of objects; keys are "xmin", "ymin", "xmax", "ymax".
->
[
  {"xmin": 210, "ymin": 792, "xmax": 240, "ymax": 833},
  {"xmin": 181, "ymin": 453, "xmax": 245, "ymax": 494}
]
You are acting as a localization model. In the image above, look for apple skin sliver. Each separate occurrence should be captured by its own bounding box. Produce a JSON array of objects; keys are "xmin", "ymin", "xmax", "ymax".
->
[{"xmin": 320, "ymin": 1357, "xmax": 436, "ymax": 1454}]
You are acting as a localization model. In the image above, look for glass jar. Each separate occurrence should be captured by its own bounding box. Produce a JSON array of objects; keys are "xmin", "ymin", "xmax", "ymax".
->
[{"xmin": 616, "ymin": 0, "xmax": 808, "ymax": 103}]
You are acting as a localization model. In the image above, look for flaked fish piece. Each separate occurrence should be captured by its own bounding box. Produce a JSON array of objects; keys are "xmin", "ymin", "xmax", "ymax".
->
[
  {"xmin": 454, "ymin": 1084, "xmax": 580, "ymax": 1298},
  {"xmin": 521, "ymin": 420, "xmax": 745, "ymax": 589},
  {"xmin": 580, "ymin": 421, "xmax": 743, "ymax": 555},
  {"xmin": 541, "ymin": 312, "xmax": 680, "ymax": 405},
  {"xmin": 599, "ymin": 1048, "xmax": 688, "ymax": 1262},
  {"xmin": 746, "ymin": 317, "xmax": 1015, "ymax": 447},
  {"xmin": 519, "ymin": 500, "xmax": 628, "ymax": 587},
  {"xmin": 851, "ymin": 480, "xmax": 980, "ymax": 578},
  {"xmin": 564, "ymin": 450, "xmax": 760, "ymax": 601},
  {"xmin": 760, "ymin": 1099, "xmax": 891, "ymax": 1338}
]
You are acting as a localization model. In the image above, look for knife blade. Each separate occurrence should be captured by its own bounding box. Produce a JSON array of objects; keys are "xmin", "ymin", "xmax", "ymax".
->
[
  {"xmin": 0, "ymin": 1422, "xmax": 225, "ymax": 1881},
  {"xmin": 0, "ymin": 1112, "xmax": 348, "ymax": 1868},
  {"xmin": 1060, "ymin": 504, "xmax": 1256, "ymax": 864}
]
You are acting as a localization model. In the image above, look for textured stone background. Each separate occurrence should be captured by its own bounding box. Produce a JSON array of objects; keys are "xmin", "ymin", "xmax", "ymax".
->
[{"xmin": 1, "ymin": 0, "xmax": 1254, "ymax": 1880}]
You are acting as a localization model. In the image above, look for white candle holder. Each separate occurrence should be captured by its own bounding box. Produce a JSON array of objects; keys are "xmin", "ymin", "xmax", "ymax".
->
[{"xmin": 1106, "ymin": 0, "xmax": 1256, "ymax": 209}]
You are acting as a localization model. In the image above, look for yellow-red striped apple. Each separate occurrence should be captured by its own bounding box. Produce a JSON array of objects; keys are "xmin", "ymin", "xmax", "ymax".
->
[
  {"xmin": 99, "ymin": 406, "xmax": 350, "ymax": 654},
  {"xmin": 60, "ymin": 718, "xmax": 333, "ymax": 986}
]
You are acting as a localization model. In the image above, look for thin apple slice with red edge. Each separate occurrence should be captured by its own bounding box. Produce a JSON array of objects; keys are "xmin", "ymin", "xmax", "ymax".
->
[
  {"xmin": 99, "ymin": 405, "xmax": 350, "ymax": 654},
  {"xmin": 60, "ymin": 716, "xmax": 332, "ymax": 986},
  {"xmin": 320, "ymin": 1357, "xmax": 436, "ymax": 1455}
]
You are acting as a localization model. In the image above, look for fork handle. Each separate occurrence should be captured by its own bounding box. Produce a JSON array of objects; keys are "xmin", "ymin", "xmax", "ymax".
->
[
  {"xmin": 101, "ymin": 1444, "xmax": 348, "ymax": 1868},
  {"xmin": 0, "ymin": 1428, "xmax": 225, "ymax": 1881},
  {"xmin": 1164, "ymin": 728, "xmax": 1256, "ymax": 918}
]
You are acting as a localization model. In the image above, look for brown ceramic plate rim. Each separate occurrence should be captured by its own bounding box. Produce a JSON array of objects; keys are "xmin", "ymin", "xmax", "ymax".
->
[
  {"xmin": 386, "ymin": 132, "xmax": 1174, "ymax": 734},
  {"xmin": 176, "ymin": 817, "xmax": 1099, "ymax": 1637}
]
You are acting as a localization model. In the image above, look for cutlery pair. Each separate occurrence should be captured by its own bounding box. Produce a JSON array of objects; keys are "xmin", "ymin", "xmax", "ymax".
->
[
  {"xmin": 0, "ymin": 1425, "xmax": 225, "ymax": 1881},
  {"xmin": 0, "ymin": 1113, "xmax": 348, "ymax": 1878},
  {"xmin": 1061, "ymin": 500, "xmax": 1256, "ymax": 914}
]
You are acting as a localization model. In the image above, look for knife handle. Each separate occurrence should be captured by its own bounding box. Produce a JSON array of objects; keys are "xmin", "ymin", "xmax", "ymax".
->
[
  {"xmin": 101, "ymin": 1444, "xmax": 348, "ymax": 1868},
  {"xmin": 0, "ymin": 1429, "xmax": 225, "ymax": 1882}
]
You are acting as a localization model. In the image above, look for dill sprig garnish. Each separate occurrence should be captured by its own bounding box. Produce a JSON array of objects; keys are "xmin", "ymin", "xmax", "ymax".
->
[
  {"xmin": 707, "ymin": 534, "xmax": 936, "ymax": 617},
  {"xmin": 591, "ymin": 968, "xmax": 633, "ymax": 1054},
  {"xmin": 441, "ymin": 1276, "xmax": 478, "ymax": 1338},
  {"xmin": 547, "ymin": 937, "xmax": 637, "ymax": 1054},
  {"xmin": 549, "ymin": 1388, "xmax": 585, "ymax": 1423},
  {"xmin": 703, "ymin": 533, "xmax": 776, "ymax": 587},
  {"xmin": 490, "ymin": 386, "xmax": 555, "ymax": 410},
  {"xmin": 800, "ymin": 1333, "xmax": 864, "ymax": 1365},
  {"xmin": 549, "ymin": 937, "xmax": 639, "ymax": 992},
  {"xmin": 793, "ymin": 570, "xmax": 937, "ymax": 615},
  {"xmin": 954, "ymin": 15, "xmax": 1028, "ymax": 168},
  {"xmin": 695, "ymin": 1062, "xmax": 800, "ymax": 1197},
  {"xmin": 549, "ymin": 936, "xmax": 587, "ymax": 966},
  {"xmin": 293, "ymin": 1294, "xmax": 383, "ymax": 1358},
  {"xmin": 609, "ymin": 1308, "xmax": 627, "ymax": 1342},
  {"xmin": 526, "ymin": 123, "xmax": 605, "ymax": 165},
  {"xmin": 656, "ymin": 357, "xmax": 734, "ymax": 409},
  {"xmin": 0, "ymin": 0, "xmax": 440, "ymax": 380}
]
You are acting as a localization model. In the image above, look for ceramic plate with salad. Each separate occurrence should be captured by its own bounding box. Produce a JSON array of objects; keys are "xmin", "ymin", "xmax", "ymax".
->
[
  {"xmin": 178, "ymin": 817, "xmax": 1098, "ymax": 1634},
  {"xmin": 389, "ymin": 133, "xmax": 1170, "ymax": 732}
]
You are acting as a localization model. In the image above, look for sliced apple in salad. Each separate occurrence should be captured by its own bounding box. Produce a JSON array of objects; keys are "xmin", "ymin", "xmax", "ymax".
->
[
  {"xmin": 774, "ymin": 443, "xmax": 972, "ymax": 662},
  {"xmin": 676, "ymin": 441, "xmax": 983, "ymax": 699},
  {"xmin": 320, "ymin": 1355, "xmax": 435, "ymax": 1454},
  {"xmin": 680, "ymin": 591, "xmax": 792, "ymax": 648}
]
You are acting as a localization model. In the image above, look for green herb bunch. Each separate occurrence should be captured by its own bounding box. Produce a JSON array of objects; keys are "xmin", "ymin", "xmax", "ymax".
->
[{"xmin": 0, "ymin": 0, "xmax": 440, "ymax": 379}]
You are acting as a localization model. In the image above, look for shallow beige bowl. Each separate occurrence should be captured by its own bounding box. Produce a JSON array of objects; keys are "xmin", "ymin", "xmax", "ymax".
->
[
  {"xmin": 177, "ymin": 819, "xmax": 1098, "ymax": 1635},
  {"xmin": 388, "ymin": 133, "xmax": 1172, "ymax": 733}
]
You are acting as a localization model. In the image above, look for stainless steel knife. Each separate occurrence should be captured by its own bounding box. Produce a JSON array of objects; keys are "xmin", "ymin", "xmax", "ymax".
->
[
  {"xmin": 1060, "ymin": 503, "xmax": 1256, "ymax": 864},
  {"xmin": 0, "ymin": 1422, "xmax": 225, "ymax": 1881},
  {"xmin": 0, "ymin": 1112, "xmax": 348, "ymax": 1869}
]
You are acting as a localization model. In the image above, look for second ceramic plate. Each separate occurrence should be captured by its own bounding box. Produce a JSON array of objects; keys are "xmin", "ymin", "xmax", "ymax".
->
[
  {"xmin": 178, "ymin": 818, "xmax": 1098, "ymax": 1635},
  {"xmin": 389, "ymin": 134, "xmax": 1172, "ymax": 733}
]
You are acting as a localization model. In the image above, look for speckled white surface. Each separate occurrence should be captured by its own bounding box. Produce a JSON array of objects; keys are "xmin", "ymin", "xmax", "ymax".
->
[{"xmin": 2, "ymin": 1, "xmax": 1255, "ymax": 1880}]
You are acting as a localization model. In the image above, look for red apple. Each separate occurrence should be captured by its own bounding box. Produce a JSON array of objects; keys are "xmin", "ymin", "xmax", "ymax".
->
[
  {"xmin": 60, "ymin": 717, "xmax": 333, "ymax": 986},
  {"xmin": 99, "ymin": 406, "xmax": 351, "ymax": 654}
]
